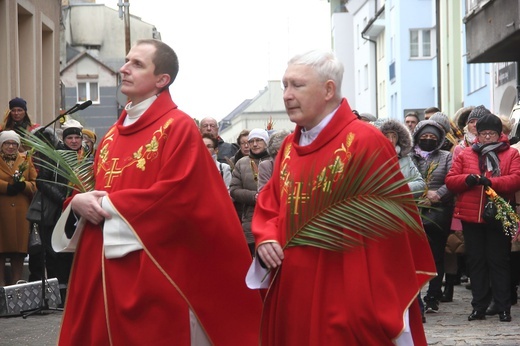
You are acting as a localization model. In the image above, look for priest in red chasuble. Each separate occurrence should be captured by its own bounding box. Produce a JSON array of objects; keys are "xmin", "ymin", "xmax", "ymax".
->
[
  {"xmin": 252, "ymin": 50, "xmax": 436, "ymax": 345},
  {"xmin": 58, "ymin": 39, "xmax": 262, "ymax": 345}
]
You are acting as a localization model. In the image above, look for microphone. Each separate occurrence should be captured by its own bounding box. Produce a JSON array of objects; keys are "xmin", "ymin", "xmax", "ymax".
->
[
  {"xmin": 67, "ymin": 100, "xmax": 92, "ymax": 115},
  {"xmin": 76, "ymin": 100, "xmax": 92, "ymax": 111},
  {"xmin": 40, "ymin": 100, "xmax": 93, "ymax": 131}
]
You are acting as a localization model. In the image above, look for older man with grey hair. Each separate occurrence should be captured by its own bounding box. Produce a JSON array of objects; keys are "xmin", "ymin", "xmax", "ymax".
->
[{"xmin": 199, "ymin": 117, "xmax": 238, "ymax": 164}]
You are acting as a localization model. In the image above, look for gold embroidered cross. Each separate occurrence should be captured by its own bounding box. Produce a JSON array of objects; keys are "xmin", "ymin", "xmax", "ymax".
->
[
  {"xmin": 105, "ymin": 158, "xmax": 124, "ymax": 188},
  {"xmin": 288, "ymin": 182, "xmax": 310, "ymax": 215}
]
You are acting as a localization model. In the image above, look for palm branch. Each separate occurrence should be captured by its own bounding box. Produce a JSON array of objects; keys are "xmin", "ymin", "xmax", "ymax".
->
[
  {"xmin": 19, "ymin": 128, "xmax": 94, "ymax": 193},
  {"xmin": 285, "ymin": 149, "xmax": 425, "ymax": 252}
]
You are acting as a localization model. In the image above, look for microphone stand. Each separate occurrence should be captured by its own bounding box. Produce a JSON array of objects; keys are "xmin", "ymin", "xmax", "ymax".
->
[
  {"xmin": 21, "ymin": 173, "xmax": 63, "ymax": 318},
  {"xmin": 18, "ymin": 102, "xmax": 92, "ymax": 318},
  {"xmin": 39, "ymin": 100, "xmax": 93, "ymax": 132}
]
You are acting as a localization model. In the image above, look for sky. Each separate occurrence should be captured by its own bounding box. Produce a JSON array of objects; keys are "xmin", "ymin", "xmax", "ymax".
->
[{"xmin": 97, "ymin": 0, "xmax": 332, "ymax": 121}]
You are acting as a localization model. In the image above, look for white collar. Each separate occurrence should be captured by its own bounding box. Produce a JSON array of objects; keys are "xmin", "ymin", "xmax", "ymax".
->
[
  {"xmin": 299, "ymin": 105, "xmax": 340, "ymax": 146},
  {"xmin": 123, "ymin": 95, "xmax": 158, "ymax": 126}
]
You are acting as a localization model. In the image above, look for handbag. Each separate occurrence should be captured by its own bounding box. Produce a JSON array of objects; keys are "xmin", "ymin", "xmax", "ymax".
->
[
  {"xmin": 421, "ymin": 206, "xmax": 450, "ymax": 229},
  {"xmin": 445, "ymin": 231, "xmax": 465, "ymax": 255},
  {"xmin": 27, "ymin": 223, "xmax": 42, "ymax": 255},
  {"xmin": 483, "ymin": 197, "xmax": 498, "ymax": 224},
  {"xmin": 26, "ymin": 190, "xmax": 61, "ymax": 226}
]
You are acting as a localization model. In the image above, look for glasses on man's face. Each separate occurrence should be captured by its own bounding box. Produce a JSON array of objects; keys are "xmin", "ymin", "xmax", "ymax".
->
[
  {"xmin": 478, "ymin": 131, "xmax": 499, "ymax": 138},
  {"xmin": 2, "ymin": 142, "xmax": 19, "ymax": 147}
]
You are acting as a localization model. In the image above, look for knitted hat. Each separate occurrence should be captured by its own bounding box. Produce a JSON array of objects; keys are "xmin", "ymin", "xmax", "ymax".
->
[
  {"xmin": 476, "ymin": 113, "xmax": 502, "ymax": 135},
  {"xmin": 467, "ymin": 105, "xmax": 491, "ymax": 124},
  {"xmin": 62, "ymin": 119, "xmax": 83, "ymax": 138},
  {"xmin": 429, "ymin": 112, "xmax": 451, "ymax": 134},
  {"xmin": 417, "ymin": 124, "xmax": 443, "ymax": 141},
  {"xmin": 82, "ymin": 129, "xmax": 97, "ymax": 144},
  {"xmin": 9, "ymin": 97, "xmax": 27, "ymax": 111},
  {"xmin": 248, "ymin": 128, "xmax": 269, "ymax": 144},
  {"xmin": 0, "ymin": 130, "xmax": 21, "ymax": 146},
  {"xmin": 359, "ymin": 113, "xmax": 377, "ymax": 122}
]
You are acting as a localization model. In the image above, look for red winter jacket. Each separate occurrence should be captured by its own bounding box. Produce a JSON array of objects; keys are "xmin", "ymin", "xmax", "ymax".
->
[{"xmin": 446, "ymin": 135, "xmax": 520, "ymax": 223}]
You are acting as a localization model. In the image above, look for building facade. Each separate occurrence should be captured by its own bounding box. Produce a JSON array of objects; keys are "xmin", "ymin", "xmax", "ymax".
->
[
  {"xmin": 0, "ymin": 0, "xmax": 61, "ymax": 126},
  {"xmin": 60, "ymin": 2, "xmax": 161, "ymax": 140}
]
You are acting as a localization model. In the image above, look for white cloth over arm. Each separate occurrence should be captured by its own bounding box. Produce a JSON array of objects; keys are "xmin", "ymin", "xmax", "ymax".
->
[{"xmin": 102, "ymin": 196, "xmax": 143, "ymax": 259}]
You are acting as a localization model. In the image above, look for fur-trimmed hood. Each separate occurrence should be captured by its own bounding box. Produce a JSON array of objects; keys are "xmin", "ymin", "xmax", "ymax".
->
[
  {"xmin": 453, "ymin": 106, "xmax": 475, "ymax": 132},
  {"xmin": 379, "ymin": 119, "xmax": 413, "ymax": 156},
  {"xmin": 412, "ymin": 120, "xmax": 446, "ymax": 152}
]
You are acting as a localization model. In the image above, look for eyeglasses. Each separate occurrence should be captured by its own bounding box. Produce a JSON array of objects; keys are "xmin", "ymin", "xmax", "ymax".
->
[
  {"xmin": 248, "ymin": 139, "xmax": 264, "ymax": 145},
  {"xmin": 478, "ymin": 131, "xmax": 499, "ymax": 138},
  {"xmin": 239, "ymin": 141, "xmax": 249, "ymax": 147},
  {"xmin": 2, "ymin": 142, "xmax": 19, "ymax": 147}
]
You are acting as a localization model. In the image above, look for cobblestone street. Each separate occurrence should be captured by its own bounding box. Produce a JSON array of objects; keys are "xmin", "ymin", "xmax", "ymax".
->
[{"xmin": 1, "ymin": 281, "xmax": 519, "ymax": 345}]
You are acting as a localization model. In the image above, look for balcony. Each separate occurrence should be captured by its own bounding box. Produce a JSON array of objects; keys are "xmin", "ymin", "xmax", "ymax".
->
[{"xmin": 464, "ymin": 0, "xmax": 520, "ymax": 63}]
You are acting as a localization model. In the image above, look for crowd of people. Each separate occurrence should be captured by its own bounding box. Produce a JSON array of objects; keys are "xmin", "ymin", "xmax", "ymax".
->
[
  {"xmin": 1, "ymin": 39, "xmax": 520, "ymax": 345},
  {"xmin": 0, "ymin": 97, "xmax": 98, "ymax": 303}
]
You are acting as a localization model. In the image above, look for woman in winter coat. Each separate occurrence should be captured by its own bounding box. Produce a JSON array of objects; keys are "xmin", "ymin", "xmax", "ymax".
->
[
  {"xmin": 0, "ymin": 131, "xmax": 37, "ymax": 286},
  {"xmin": 229, "ymin": 128, "xmax": 270, "ymax": 255},
  {"xmin": 446, "ymin": 113, "xmax": 520, "ymax": 323},
  {"xmin": 379, "ymin": 119, "xmax": 425, "ymax": 197},
  {"xmin": 411, "ymin": 120, "xmax": 454, "ymax": 314}
]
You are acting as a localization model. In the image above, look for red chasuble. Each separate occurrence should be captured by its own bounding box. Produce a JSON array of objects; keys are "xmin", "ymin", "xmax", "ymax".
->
[
  {"xmin": 252, "ymin": 99, "xmax": 436, "ymax": 346},
  {"xmin": 58, "ymin": 91, "xmax": 262, "ymax": 345}
]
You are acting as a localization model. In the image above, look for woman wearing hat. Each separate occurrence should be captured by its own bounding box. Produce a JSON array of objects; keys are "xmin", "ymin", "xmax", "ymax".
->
[
  {"xmin": 446, "ymin": 112, "xmax": 520, "ymax": 322},
  {"xmin": 2, "ymin": 97, "xmax": 39, "ymax": 152},
  {"xmin": 0, "ymin": 131, "xmax": 37, "ymax": 286},
  {"xmin": 2, "ymin": 97, "xmax": 39, "ymax": 133},
  {"xmin": 411, "ymin": 120, "xmax": 455, "ymax": 314},
  {"xmin": 229, "ymin": 128, "xmax": 270, "ymax": 255}
]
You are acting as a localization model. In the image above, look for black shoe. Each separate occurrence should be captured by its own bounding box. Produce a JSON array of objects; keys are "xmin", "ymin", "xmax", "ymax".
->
[
  {"xmin": 468, "ymin": 310, "xmax": 486, "ymax": 321},
  {"xmin": 485, "ymin": 302, "xmax": 499, "ymax": 316},
  {"xmin": 460, "ymin": 274, "xmax": 469, "ymax": 283},
  {"xmin": 498, "ymin": 311, "xmax": 512, "ymax": 322},
  {"xmin": 440, "ymin": 284, "xmax": 454, "ymax": 302},
  {"xmin": 425, "ymin": 300, "xmax": 439, "ymax": 313}
]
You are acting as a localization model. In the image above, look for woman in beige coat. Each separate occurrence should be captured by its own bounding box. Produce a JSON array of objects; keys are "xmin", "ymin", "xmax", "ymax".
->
[{"xmin": 0, "ymin": 130, "xmax": 37, "ymax": 286}]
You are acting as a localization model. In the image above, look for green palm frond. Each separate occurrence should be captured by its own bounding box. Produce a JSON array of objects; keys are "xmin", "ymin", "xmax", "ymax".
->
[
  {"xmin": 285, "ymin": 149, "xmax": 424, "ymax": 253},
  {"xmin": 20, "ymin": 129, "xmax": 94, "ymax": 193}
]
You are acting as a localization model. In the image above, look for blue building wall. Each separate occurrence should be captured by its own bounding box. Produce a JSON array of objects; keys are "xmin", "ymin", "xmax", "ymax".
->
[
  {"xmin": 460, "ymin": 1, "xmax": 491, "ymax": 110},
  {"xmin": 386, "ymin": 0, "xmax": 436, "ymax": 120}
]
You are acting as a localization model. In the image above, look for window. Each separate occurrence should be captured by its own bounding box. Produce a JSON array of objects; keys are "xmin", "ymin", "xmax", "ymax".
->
[
  {"xmin": 77, "ymin": 81, "xmax": 99, "ymax": 103},
  {"xmin": 468, "ymin": 63, "xmax": 487, "ymax": 93},
  {"xmin": 389, "ymin": 61, "xmax": 396, "ymax": 82},
  {"xmin": 410, "ymin": 29, "xmax": 435, "ymax": 59}
]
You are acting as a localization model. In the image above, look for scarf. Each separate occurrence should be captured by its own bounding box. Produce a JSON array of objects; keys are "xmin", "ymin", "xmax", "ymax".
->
[
  {"xmin": 1, "ymin": 152, "xmax": 17, "ymax": 168},
  {"xmin": 471, "ymin": 141, "xmax": 508, "ymax": 177},
  {"xmin": 414, "ymin": 145, "xmax": 432, "ymax": 159},
  {"xmin": 249, "ymin": 150, "xmax": 269, "ymax": 160}
]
